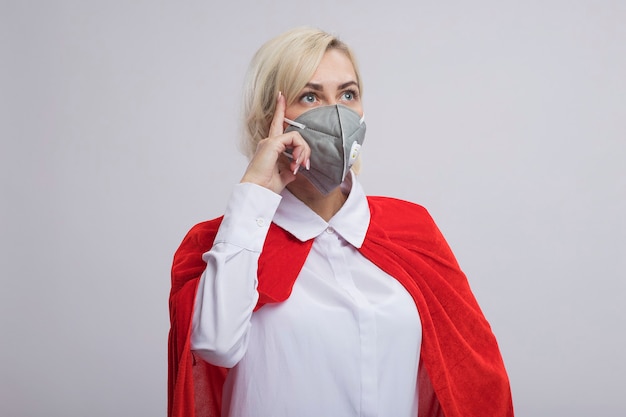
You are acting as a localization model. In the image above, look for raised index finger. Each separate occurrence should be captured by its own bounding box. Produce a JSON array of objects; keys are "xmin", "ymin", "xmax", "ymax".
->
[{"xmin": 268, "ymin": 91, "xmax": 286, "ymax": 138}]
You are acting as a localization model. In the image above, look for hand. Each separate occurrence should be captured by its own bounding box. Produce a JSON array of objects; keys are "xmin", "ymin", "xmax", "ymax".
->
[{"xmin": 240, "ymin": 92, "xmax": 311, "ymax": 194}]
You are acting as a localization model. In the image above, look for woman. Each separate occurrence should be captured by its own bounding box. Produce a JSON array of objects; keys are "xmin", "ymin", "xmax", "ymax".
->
[{"xmin": 169, "ymin": 27, "xmax": 514, "ymax": 417}]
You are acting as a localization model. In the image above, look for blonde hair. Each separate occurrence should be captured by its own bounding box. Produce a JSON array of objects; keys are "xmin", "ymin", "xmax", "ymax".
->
[{"xmin": 240, "ymin": 27, "xmax": 362, "ymax": 158}]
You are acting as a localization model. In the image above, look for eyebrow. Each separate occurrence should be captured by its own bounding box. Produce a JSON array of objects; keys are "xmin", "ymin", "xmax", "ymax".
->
[{"xmin": 304, "ymin": 81, "xmax": 359, "ymax": 91}]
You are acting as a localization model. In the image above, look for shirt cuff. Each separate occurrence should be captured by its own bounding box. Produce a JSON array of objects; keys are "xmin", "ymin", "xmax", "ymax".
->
[{"xmin": 212, "ymin": 182, "xmax": 282, "ymax": 252}]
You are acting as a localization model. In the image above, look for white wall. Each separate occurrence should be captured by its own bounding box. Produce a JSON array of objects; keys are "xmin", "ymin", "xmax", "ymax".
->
[{"xmin": 1, "ymin": 1, "xmax": 624, "ymax": 416}]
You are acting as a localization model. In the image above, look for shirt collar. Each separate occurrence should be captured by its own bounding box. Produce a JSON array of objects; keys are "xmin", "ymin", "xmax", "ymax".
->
[{"xmin": 273, "ymin": 171, "xmax": 371, "ymax": 248}]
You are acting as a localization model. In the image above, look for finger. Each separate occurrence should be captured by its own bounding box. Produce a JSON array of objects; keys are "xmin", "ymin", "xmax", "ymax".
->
[
  {"xmin": 281, "ymin": 132, "xmax": 310, "ymax": 174},
  {"xmin": 268, "ymin": 91, "xmax": 286, "ymax": 138}
]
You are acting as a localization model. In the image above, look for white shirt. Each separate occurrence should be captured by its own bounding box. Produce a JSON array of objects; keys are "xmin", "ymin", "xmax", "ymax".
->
[{"xmin": 191, "ymin": 173, "xmax": 422, "ymax": 417}]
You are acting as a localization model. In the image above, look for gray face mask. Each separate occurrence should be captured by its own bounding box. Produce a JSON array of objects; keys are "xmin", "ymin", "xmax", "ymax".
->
[{"xmin": 284, "ymin": 104, "xmax": 366, "ymax": 195}]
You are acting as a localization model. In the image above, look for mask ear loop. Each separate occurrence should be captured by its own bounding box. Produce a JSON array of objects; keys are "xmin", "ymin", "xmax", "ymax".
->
[
  {"xmin": 284, "ymin": 118, "xmax": 306, "ymax": 129},
  {"xmin": 282, "ymin": 118, "xmax": 307, "ymax": 160}
]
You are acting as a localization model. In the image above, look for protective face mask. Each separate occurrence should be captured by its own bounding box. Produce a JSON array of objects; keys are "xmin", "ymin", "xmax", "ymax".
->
[{"xmin": 284, "ymin": 104, "xmax": 366, "ymax": 195}]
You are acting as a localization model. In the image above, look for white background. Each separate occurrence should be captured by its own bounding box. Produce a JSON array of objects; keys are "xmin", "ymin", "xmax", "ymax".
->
[{"xmin": 1, "ymin": 1, "xmax": 624, "ymax": 416}]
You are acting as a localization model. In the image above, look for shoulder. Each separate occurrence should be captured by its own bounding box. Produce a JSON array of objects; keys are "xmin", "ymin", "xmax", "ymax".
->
[
  {"xmin": 365, "ymin": 196, "xmax": 459, "ymax": 267},
  {"xmin": 366, "ymin": 196, "xmax": 436, "ymax": 230},
  {"xmin": 172, "ymin": 217, "xmax": 224, "ymax": 269},
  {"xmin": 179, "ymin": 217, "xmax": 224, "ymax": 249},
  {"xmin": 171, "ymin": 217, "xmax": 224, "ymax": 292},
  {"xmin": 366, "ymin": 195, "xmax": 429, "ymax": 212}
]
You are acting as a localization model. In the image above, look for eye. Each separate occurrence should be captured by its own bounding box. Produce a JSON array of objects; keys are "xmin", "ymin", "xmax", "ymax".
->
[
  {"xmin": 300, "ymin": 92, "xmax": 317, "ymax": 104},
  {"xmin": 341, "ymin": 89, "xmax": 359, "ymax": 101}
]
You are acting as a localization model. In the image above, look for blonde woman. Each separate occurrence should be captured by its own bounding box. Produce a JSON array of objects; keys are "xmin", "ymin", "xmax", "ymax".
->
[{"xmin": 169, "ymin": 27, "xmax": 514, "ymax": 417}]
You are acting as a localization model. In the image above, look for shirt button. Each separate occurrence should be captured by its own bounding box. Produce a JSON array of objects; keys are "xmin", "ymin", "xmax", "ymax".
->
[
  {"xmin": 256, "ymin": 218, "xmax": 265, "ymax": 227},
  {"xmin": 326, "ymin": 226, "xmax": 334, "ymax": 234}
]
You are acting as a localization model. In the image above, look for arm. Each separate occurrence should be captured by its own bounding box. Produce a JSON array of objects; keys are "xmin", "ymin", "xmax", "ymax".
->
[
  {"xmin": 190, "ymin": 92, "xmax": 311, "ymax": 368},
  {"xmin": 190, "ymin": 183, "xmax": 281, "ymax": 368}
]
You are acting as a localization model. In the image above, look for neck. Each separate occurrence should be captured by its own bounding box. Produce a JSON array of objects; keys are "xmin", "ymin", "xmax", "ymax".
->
[{"xmin": 286, "ymin": 179, "xmax": 347, "ymax": 222}]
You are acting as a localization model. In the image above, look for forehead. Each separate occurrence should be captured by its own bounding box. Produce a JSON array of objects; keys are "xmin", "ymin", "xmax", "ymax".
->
[{"xmin": 308, "ymin": 49, "xmax": 358, "ymax": 86}]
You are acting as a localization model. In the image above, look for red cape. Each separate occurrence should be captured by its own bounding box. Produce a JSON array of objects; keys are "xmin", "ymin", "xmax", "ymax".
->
[{"xmin": 169, "ymin": 196, "xmax": 514, "ymax": 417}]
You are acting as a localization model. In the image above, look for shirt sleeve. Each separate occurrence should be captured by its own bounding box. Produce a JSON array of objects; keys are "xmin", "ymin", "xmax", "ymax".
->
[{"xmin": 190, "ymin": 182, "xmax": 282, "ymax": 368}]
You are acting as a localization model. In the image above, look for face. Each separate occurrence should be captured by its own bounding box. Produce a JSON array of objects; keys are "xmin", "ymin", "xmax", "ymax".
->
[{"xmin": 285, "ymin": 49, "xmax": 363, "ymax": 121}]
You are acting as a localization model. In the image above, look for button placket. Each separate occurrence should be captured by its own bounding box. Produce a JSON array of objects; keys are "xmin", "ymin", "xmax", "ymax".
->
[{"xmin": 322, "ymin": 232, "xmax": 378, "ymax": 416}]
